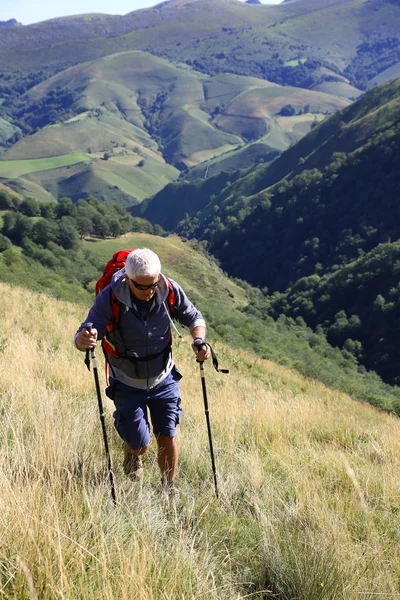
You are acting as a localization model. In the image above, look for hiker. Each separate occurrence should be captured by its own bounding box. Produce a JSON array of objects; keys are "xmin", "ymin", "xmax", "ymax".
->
[{"xmin": 74, "ymin": 247, "xmax": 210, "ymax": 493}]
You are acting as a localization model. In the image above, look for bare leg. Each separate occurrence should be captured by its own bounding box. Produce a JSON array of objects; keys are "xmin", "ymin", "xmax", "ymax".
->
[{"xmin": 156, "ymin": 435, "xmax": 178, "ymax": 482}]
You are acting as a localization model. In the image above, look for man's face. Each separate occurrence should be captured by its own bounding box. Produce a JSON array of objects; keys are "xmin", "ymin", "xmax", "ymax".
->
[{"xmin": 126, "ymin": 273, "xmax": 160, "ymax": 302}]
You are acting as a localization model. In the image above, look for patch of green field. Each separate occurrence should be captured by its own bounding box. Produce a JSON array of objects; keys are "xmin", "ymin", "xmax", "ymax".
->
[
  {"xmin": 284, "ymin": 57, "xmax": 307, "ymax": 67},
  {"xmin": 92, "ymin": 156, "xmax": 179, "ymax": 201},
  {"xmin": 186, "ymin": 143, "xmax": 240, "ymax": 167},
  {"xmin": 276, "ymin": 113, "xmax": 323, "ymax": 133},
  {"xmin": 0, "ymin": 153, "xmax": 92, "ymax": 178},
  {"xmin": 15, "ymin": 176, "xmax": 57, "ymax": 203},
  {"xmin": 311, "ymin": 81, "xmax": 363, "ymax": 100}
]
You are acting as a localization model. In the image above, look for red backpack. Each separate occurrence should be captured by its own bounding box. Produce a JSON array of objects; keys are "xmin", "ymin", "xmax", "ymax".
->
[
  {"xmin": 95, "ymin": 249, "xmax": 132, "ymax": 296},
  {"xmin": 95, "ymin": 249, "xmax": 176, "ymax": 359}
]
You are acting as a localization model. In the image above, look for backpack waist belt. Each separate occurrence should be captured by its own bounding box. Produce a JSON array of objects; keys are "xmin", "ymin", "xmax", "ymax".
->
[{"xmin": 103, "ymin": 336, "xmax": 172, "ymax": 363}]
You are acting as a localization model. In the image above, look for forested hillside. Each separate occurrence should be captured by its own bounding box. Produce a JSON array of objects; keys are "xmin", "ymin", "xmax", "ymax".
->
[{"xmin": 138, "ymin": 77, "xmax": 400, "ymax": 386}]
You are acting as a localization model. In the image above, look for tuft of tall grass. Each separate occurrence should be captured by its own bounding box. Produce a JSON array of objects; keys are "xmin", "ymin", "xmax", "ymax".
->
[{"xmin": 1, "ymin": 282, "xmax": 400, "ymax": 599}]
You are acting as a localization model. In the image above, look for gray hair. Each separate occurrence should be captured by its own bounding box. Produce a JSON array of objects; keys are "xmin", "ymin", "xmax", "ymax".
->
[{"xmin": 125, "ymin": 248, "xmax": 161, "ymax": 278}]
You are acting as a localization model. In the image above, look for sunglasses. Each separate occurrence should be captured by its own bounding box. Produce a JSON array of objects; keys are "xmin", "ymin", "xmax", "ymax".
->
[{"xmin": 129, "ymin": 276, "xmax": 161, "ymax": 291}]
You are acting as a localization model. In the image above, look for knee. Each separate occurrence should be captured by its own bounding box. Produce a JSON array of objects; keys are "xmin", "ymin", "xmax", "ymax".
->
[
  {"xmin": 126, "ymin": 443, "xmax": 149, "ymax": 456},
  {"xmin": 156, "ymin": 435, "xmax": 175, "ymax": 448}
]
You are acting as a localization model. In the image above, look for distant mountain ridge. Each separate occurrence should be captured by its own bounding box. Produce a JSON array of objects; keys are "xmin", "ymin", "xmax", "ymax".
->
[
  {"xmin": 0, "ymin": 19, "xmax": 20, "ymax": 27},
  {"xmin": 0, "ymin": 0, "xmax": 399, "ymax": 92}
]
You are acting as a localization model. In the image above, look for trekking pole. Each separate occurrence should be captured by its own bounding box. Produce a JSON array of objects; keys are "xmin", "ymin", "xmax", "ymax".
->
[
  {"xmin": 84, "ymin": 323, "xmax": 116, "ymax": 505},
  {"xmin": 198, "ymin": 359, "xmax": 219, "ymax": 498},
  {"xmin": 194, "ymin": 340, "xmax": 228, "ymax": 499}
]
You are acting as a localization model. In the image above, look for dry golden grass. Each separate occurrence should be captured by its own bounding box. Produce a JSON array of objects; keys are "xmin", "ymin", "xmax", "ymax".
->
[{"xmin": 1, "ymin": 281, "xmax": 400, "ymax": 599}]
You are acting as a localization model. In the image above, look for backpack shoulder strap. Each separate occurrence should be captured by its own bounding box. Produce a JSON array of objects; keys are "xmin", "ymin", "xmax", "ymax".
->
[
  {"xmin": 109, "ymin": 289, "xmax": 122, "ymax": 329},
  {"xmin": 166, "ymin": 278, "xmax": 176, "ymax": 315}
]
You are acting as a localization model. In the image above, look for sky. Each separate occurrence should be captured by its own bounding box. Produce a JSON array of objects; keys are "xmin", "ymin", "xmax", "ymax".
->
[{"xmin": 0, "ymin": 0, "xmax": 281, "ymax": 26}]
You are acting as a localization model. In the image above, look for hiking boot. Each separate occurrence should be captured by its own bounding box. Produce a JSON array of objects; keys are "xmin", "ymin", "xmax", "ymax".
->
[
  {"xmin": 161, "ymin": 477, "xmax": 179, "ymax": 499},
  {"xmin": 123, "ymin": 442, "xmax": 143, "ymax": 481}
]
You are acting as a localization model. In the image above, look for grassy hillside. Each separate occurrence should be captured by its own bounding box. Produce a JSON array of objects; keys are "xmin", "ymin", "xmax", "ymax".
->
[
  {"xmin": 1, "ymin": 281, "xmax": 400, "ymax": 598},
  {"xmin": 81, "ymin": 233, "xmax": 249, "ymax": 311}
]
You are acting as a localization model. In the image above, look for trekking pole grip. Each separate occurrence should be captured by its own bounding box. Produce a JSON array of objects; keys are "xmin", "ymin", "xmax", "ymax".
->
[{"xmin": 84, "ymin": 322, "xmax": 97, "ymax": 365}]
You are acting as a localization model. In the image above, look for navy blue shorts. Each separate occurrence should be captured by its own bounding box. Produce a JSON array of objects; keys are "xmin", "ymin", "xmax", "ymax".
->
[{"xmin": 105, "ymin": 366, "xmax": 183, "ymax": 450}]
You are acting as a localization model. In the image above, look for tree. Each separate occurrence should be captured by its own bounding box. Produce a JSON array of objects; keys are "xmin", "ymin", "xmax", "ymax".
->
[
  {"xmin": 31, "ymin": 219, "xmax": 59, "ymax": 247},
  {"xmin": 58, "ymin": 216, "xmax": 80, "ymax": 249},
  {"xmin": 0, "ymin": 233, "xmax": 11, "ymax": 252},
  {"xmin": 75, "ymin": 216, "xmax": 93, "ymax": 238},
  {"xmin": 280, "ymin": 104, "xmax": 296, "ymax": 117},
  {"xmin": 0, "ymin": 191, "xmax": 14, "ymax": 210},
  {"xmin": 2, "ymin": 213, "xmax": 32, "ymax": 244},
  {"xmin": 56, "ymin": 197, "xmax": 76, "ymax": 218},
  {"xmin": 20, "ymin": 197, "xmax": 40, "ymax": 217},
  {"xmin": 40, "ymin": 203, "xmax": 56, "ymax": 219}
]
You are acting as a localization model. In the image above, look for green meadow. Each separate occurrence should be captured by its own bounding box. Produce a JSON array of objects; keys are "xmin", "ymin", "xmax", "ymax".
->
[{"xmin": 0, "ymin": 153, "xmax": 92, "ymax": 179}]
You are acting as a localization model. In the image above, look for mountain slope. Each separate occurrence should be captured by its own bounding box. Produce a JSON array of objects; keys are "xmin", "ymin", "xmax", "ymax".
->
[
  {"xmin": 0, "ymin": 0, "xmax": 398, "ymax": 90},
  {"xmin": 5, "ymin": 0, "xmax": 400, "ymax": 203},
  {"xmin": 0, "ymin": 51, "xmax": 348, "ymax": 203},
  {"xmin": 137, "ymin": 76, "xmax": 400, "ymax": 385},
  {"xmin": 2, "ymin": 279, "xmax": 400, "ymax": 598}
]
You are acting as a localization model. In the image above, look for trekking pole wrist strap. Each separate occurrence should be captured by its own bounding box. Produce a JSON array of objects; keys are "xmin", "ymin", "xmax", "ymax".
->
[{"xmin": 194, "ymin": 339, "xmax": 229, "ymax": 375}]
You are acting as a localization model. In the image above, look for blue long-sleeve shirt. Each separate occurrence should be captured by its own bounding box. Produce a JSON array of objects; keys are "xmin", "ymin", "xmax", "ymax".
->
[{"xmin": 76, "ymin": 269, "xmax": 205, "ymax": 389}]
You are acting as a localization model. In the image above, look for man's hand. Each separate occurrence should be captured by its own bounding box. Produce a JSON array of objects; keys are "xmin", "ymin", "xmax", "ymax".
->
[
  {"xmin": 75, "ymin": 327, "xmax": 98, "ymax": 352},
  {"xmin": 192, "ymin": 337, "xmax": 211, "ymax": 362}
]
